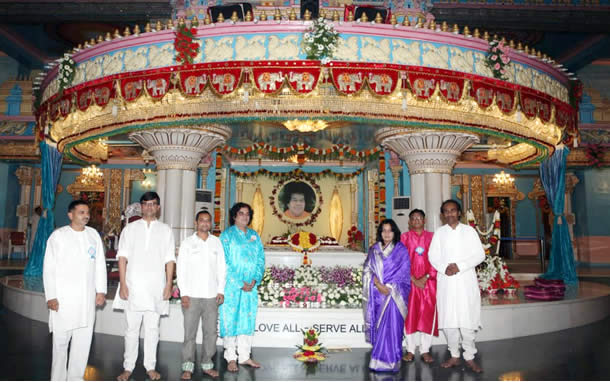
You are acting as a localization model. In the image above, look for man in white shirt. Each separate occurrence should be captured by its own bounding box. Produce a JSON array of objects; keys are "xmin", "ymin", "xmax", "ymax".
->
[
  {"xmin": 177, "ymin": 210, "xmax": 226, "ymax": 380},
  {"xmin": 115, "ymin": 192, "xmax": 176, "ymax": 381},
  {"xmin": 43, "ymin": 200, "xmax": 107, "ymax": 381},
  {"xmin": 428, "ymin": 199, "xmax": 485, "ymax": 373}
]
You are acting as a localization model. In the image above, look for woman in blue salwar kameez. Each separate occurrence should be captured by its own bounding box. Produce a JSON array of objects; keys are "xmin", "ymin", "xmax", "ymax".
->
[
  {"xmin": 218, "ymin": 203, "xmax": 265, "ymax": 372},
  {"xmin": 363, "ymin": 219, "xmax": 411, "ymax": 372}
]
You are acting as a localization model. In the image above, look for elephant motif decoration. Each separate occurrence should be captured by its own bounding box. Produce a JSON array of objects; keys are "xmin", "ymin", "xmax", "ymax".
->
[
  {"xmin": 122, "ymin": 80, "xmax": 143, "ymax": 100},
  {"xmin": 257, "ymin": 71, "xmax": 284, "ymax": 92},
  {"xmin": 474, "ymin": 86, "xmax": 494, "ymax": 108},
  {"xmin": 439, "ymin": 79, "xmax": 461, "ymax": 102},
  {"xmin": 59, "ymin": 98, "xmax": 71, "ymax": 116},
  {"xmin": 368, "ymin": 73, "xmax": 393, "ymax": 94},
  {"xmin": 211, "ymin": 73, "xmax": 236, "ymax": 94},
  {"xmin": 412, "ymin": 77, "xmax": 436, "ymax": 98},
  {"xmin": 522, "ymin": 97, "xmax": 538, "ymax": 117},
  {"xmin": 78, "ymin": 90, "xmax": 92, "ymax": 110},
  {"xmin": 496, "ymin": 91, "xmax": 514, "ymax": 112},
  {"xmin": 146, "ymin": 78, "xmax": 168, "ymax": 98},
  {"xmin": 94, "ymin": 86, "xmax": 111, "ymax": 106},
  {"xmin": 336, "ymin": 71, "xmax": 363, "ymax": 93},
  {"xmin": 183, "ymin": 74, "xmax": 207, "ymax": 95},
  {"xmin": 288, "ymin": 71, "xmax": 315, "ymax": 92}
]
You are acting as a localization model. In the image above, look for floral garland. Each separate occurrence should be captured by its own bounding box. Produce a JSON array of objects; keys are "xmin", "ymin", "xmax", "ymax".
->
[
  {"xmin": 294, "ymin": 328, "xmax": 326, "ymax": 362},
  {"xmin": 223, "ymin": 142, "xmax": 382, "ymax": 162},
  {"xmin": 467, "ymin": 209, "xmax": 520, "ymax": 293},
  {"xmin": 58, "ymin": 54, "xmax": 76, "ymax": 95},
  {"xmin": 485, "ymin": 40, "xmax": 511, "ymax": 81},
  {"xmin": 289, "ymin": 232, "xmax": 320, "ymax": 265},
  {"xmin": 258, "ymin": 265, "xmax": 363, "ymax": 308},
  {"xmin": 230, "ymin": 167, "xmax": 364, "ymax": 181},
  {"xmin": 303, "ymin": 18, "xmax": 339, "ymax": 64},
  {"xmin": 174, "ymin": 23, "xmax": 200, "ymax": 65},
  {"xmin": 585, "ymin": 144, "xmax": 605, "ymax": 168},
  {"xmin": 270, "ymin": 174, "xmax": 322, "ymax": 228}
]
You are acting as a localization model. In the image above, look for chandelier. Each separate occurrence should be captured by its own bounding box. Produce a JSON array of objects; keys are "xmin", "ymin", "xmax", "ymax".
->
[
  {"xmin": 80, "ymin": 164, "xmax": 103, "ymax": 185},
  {"xmin": 493, "ymin": 171, "xmax": 515, "ymax": 186},
  {"xmin": 283, "ymin": 119, "xmax": 328, "ymax": 133}
]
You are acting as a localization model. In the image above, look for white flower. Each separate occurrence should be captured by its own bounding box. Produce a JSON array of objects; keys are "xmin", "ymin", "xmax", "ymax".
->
[{"xmin": 321, "ymin": 57, "xmax": 330, "ymax": 65}]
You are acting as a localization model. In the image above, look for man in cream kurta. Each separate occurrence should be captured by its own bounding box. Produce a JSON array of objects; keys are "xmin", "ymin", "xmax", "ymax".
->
[
  {"xmin": 428, "ymin": 199, "xmax": 485, "ymax": 373},
  {"xmin": 43, "ymin": 200, "xmax": 107, "ymax": 381},
  {"xmin": 177, "ymin": 210, "xmax": 226, "ymax": 380},
  {"xmin": 115, "ymin": 192, "xmax": 176, "ymax": 381}
]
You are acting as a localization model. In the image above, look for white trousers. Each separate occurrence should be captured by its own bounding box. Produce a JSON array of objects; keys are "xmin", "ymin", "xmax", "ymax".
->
[
  {"xmin": 405, "ymin": 331, "xmax": 433, "ymax": 354},
  {"xmin": 123, "ymin": 309, "xmax": 160, "ymax": 371},
  {"xmin": 223, "ymin": 335, "xmax": 253, "ymax": 363},
  {"xmin": 51, "ymin": 322, "xmax": 94, "ymax": 381},
  {"xmin": 443, "ymin": 328, "xmax": 477, "ymax": 361}
]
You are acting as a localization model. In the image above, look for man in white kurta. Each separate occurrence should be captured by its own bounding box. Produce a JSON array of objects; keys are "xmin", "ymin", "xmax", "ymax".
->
[
  {"xmin": 115, "ymin": 192, "xmax": 176, "ymax": 381},
  {"xmin": 428, "ymin": 199, "xmax": 485, "ymax": 373},
  {"xmin": 177, "ymin": 210, "xmax": 226, "ymax": 380},
  {"xmin": 43, "ymin": 200, "xmax": 107, "ymax": 381}
]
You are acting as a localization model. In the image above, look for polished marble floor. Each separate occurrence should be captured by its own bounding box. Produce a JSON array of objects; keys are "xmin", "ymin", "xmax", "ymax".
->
[{"xmin": 1, "ymin": 299, "xmax": 609, "ymax": 381}]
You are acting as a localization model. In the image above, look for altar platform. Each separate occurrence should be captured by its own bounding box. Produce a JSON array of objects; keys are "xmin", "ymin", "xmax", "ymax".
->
[{"xmin": 3, "ymin": 274, "xmax": 609, "ymax": 349}]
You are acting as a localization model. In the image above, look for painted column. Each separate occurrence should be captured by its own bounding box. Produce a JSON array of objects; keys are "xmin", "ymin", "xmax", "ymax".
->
[
  {"xmin": 15, "ymin": 166, "xmax": 33, "ymax": 232},
  {"xmin": 376, "ymin": 128, "xmax": 479, "ymax": 231},
  {"xmin": 129, "ymin": 126, "xmax": 231, "ymax": 245}
]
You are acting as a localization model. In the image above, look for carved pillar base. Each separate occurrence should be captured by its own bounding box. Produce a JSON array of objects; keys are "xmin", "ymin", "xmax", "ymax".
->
[
  {"xmin": 376, "ymin": 128, "xmax": 479, "ymax": 231},
  {"xmin": 129, "ymin": 126, "xmax": 231, "ymax": 244}
]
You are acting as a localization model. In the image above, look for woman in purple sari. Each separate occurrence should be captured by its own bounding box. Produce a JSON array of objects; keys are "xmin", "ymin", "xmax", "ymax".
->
[{"xmin": 363, "ymin": 218, "xmax": 411, "ymax": 372}]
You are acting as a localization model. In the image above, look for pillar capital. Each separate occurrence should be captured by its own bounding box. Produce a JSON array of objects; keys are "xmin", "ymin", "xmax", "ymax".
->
[
  {"xmin": 15, "ymin": 166, "xmax": 33, "ymax": 185},
  {"xmin": 376, "ymin": 128, "xmax": 479, "ymax": 174},
  {"xmin": 129, "ymin": 126, "xmax": 231, "ymax": 171}
]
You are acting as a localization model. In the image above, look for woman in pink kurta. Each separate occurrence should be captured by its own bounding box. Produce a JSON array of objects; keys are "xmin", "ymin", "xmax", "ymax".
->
[{"xmin": 400, "ymin": 209, "xmax": 438, "ymax": 363}]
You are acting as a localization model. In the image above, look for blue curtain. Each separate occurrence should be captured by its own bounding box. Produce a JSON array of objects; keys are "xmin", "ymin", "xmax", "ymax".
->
[
  {"xmin": 539, "ymin": 146, "xmax": 578, "ymax": 284},
  {"xmin": 24, "ymin": 142, "xmax": 63, "ymax": 277}
]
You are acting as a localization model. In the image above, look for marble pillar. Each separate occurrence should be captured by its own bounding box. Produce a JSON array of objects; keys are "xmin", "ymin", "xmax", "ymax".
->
[
  {"xmin": 376, "ymin": 129, "xmax": 479, "ymax": 231},
  {"xmin": 129, "ymin": 126, "xmax": 231, "ymax": 245}
]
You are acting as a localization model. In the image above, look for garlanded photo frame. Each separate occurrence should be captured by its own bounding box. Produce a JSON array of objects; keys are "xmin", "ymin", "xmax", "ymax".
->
[{"xmin": 271, "ymin": 174, "xmax": 322, "ymax": 227}]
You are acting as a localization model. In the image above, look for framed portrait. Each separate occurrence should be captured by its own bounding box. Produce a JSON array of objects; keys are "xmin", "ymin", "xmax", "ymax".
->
[{"xmin": 271, "ymin": 175, "xmax": 322, "ymax": 227}]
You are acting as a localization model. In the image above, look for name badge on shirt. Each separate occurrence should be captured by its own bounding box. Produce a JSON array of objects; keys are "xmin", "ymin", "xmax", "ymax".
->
[
  {"xmin": 415, "ymin": 246, "xmax": 425, "ymax": 256},
  {"xmin": 88, "ymin": 246, "xmax": 96, "ymax": 259}
]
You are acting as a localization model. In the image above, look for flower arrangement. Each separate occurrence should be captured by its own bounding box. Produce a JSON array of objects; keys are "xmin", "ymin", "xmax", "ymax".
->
[
  {"xmin": 294, "ymin": 328, "xmax": 326, "ymax": 362},
  {"xmin": 302, "ymin": 17, "xmax": 339, "ymax": 64},
  {"xmin": 289, "ymin": 231, "xmax": 320, "ymax": 265},
  {"xmin": 290, "ymin": 232, "xmax": 320, "ymax": 252},
  {"xmin": 346, "ymin": 226, "xmax": 364, "ymax": 251},
  {"xmin": 485, "ymin": 40, "xmax": 511, "ymax": 81},
  {"xmin": 258, "ymin": 265, "xmax": 363, "ymax": 308},
  {"xmin": 174, "ymin": 23, "xmax": 200, "ymax": 65},
  {"xmin": 58, "ymin": 54, "xmax": 76, "ymax": 95},
  {"xmin": 585, "ymin": 144, "xmax": 605, "ymax": 168},
  {"xmin": 466, "ymin": 209, "xmax": 520, "ymax": 293}
]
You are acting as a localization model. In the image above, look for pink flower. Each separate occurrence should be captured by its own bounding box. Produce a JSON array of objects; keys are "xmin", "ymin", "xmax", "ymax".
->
[
  {"xmin": 500, "ymin": 69, "xmax": 506, "ymax": 74},
  {"xmin": 492, "ymin": 47, "xmax": 498, "ymax": 53},
  {"xmin": 494, "ymin": 63, "xmax": 501, "ymax": 70},
  {"xmin": 491, "ymin": 55, "xmax": 498, "ymax": 61},
  {"xmin": 501, "ymin": 55, "xmax": 509, "ymax": 64},
  {"xmin": 310, "ymin": 296, "xmax": 316, "ymax": 301}
]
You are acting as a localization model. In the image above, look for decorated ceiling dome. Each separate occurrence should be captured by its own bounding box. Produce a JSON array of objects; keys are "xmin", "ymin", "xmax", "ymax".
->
[{"xmin": 36, "ymin": 0, "xmax": 579, "ymax": 167}]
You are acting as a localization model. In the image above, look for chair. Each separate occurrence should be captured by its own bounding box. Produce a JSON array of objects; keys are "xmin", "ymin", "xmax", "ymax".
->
[{"xmin": 8, "ymin": 231, "xmax": 27, "ymax": 260}]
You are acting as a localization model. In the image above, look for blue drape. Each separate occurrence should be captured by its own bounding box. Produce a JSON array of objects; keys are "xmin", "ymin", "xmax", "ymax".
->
[
  {"xmin": 539, "ymin": 146, "xmax": 578, "ymax": 284},
  {"xmin": 24, "ymin": 142, "xmax": 63, "ymax": 277}
]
